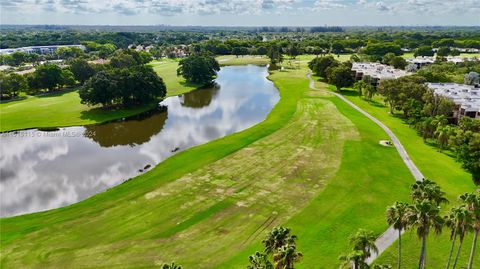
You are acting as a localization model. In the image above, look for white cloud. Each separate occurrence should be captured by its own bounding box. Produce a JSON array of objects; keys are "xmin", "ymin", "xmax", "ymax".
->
[
  {"xmin": 1, "ymin": 0, "xmax": 479, "ymax": 23},
  {"xmin": 313, "ymin": 0, "xmax": 346, "ymax": 10},
  {"xmin": 375, "ymin": 1, "xmax": 391, "ymax": 11}
]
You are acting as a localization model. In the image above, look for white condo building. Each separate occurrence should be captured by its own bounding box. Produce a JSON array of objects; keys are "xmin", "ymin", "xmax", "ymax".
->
[{"xmin": 426, "ymin": 82, "xmax": 480, "ymax": 119}]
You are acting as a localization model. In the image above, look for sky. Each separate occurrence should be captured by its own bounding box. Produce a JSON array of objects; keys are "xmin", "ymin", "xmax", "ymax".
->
[{"xmin": 1, "ymin": 0, "xmax": 479, "ymax": 26}]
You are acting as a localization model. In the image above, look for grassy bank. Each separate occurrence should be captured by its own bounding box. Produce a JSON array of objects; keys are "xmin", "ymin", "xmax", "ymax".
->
[
  {"xmin": 338, "ymin": 88, "xmax": 477, "ymax": 268},
  {"xmin": 216, "ymin": 55, "xmax": 270, "ymax": 66},
  {"xmin": 1, "ymin": 65, "xmax": 422, "ymax": 268},
  {"xmin": 0, "ymin": 60, "xmax": 196, "ymax": 132}
]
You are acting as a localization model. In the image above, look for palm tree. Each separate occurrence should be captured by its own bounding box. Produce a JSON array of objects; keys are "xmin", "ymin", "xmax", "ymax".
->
[
  {"xmin": 406, "ymin": 200, "xmax": 444, "ymax": 269},
  {"xmin": 386, "ymin": 201, "xmax": 409, "ymax": 269},
  {"xmin": 248, "ymin": 251, "xmax": 273, "ymax": 269},
  {"xmin": 339, "ymin": 250, "xmax": 367, "ymax": 269},
  {"xmin": 263, "ymin": 227, "xmax": 297, "ymax": 255},
  {"xmin": 460, "ymin": 193, "xmax": 480, "ymax": 269},
  {"xmin": 435, "ymin": 125, "xmax": 454, "ymax": 150},
  {"xmin": 161, "ymin": 262, "xmax": 182, "ymax": 269},
  {"xmin": 445, "ymin": 205, "xmax": 471, "ymax": 269},
  {"xmin": 350, "ymin": 229, "xmax": 379, "ymax": 261},
  {"xmin": 411, "ymin": 179, "xmax": 449, "ymax": 206},
  {"xmin": 273, "ymin": 244, "xmax": 302, "ymax": 269}
]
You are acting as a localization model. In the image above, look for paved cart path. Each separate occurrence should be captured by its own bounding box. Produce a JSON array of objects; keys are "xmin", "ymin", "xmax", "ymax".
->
[{"xmin": 307, "ymin": 73, "xmax": 424, "ymax": 263}]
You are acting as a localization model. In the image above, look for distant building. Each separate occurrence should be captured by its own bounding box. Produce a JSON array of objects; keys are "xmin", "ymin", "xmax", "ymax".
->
[
  {"xmin": 426, "ymin": 82, "xmax": 480, "ymax": 119},
  {"xmin": 351, "ymin": 62, "xmax": 410, "ymax": 86},
  {"xmin": 406, "ymin": 56, "xmax": 435, "ymax": 68},
  {"xmin": 406, "ymin": 56, "xmax": 479, "ymax": 67},
  {"xmin": 0, "ymin": 45, "xmax": 86, "ymax": 55}
]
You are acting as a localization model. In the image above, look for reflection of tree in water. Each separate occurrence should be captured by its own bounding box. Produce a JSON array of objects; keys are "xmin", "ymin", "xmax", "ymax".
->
[
  {"xmin": 84, "ymin": 107, "xmax": 168, "ymax": 148},
  {"xmin": 179, "ymin": 83, "xmax": 220, "ymax": 108}
]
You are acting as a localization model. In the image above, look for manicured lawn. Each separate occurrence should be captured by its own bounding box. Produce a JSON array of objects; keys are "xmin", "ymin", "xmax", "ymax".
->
[
  {"xmin": 216, "ymin": 55, "xmax": 270, "ymax": 66},
  {"xmin": 338, "ymin": 88, "xmax": 478, "ymax": 268},
  {"xmin": 2, "ymin": 59, "xmax": 476, "ymax": 268},
  {"xmin": 149, "ymin": 59, "xmax": 201, "ymax": 96},
  {"xmin": 0, "ymin": 60, "xmax": 196, "ymax": 132},
  {"xmin": 1, "ymin": 65, "xmax": 420, "ymax": 268}
]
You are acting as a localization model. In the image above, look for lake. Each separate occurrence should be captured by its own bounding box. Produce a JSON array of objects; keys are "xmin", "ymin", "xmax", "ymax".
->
[{"xmin": 0, "ymin": 65, "xmax": 279, "ymax": 217}]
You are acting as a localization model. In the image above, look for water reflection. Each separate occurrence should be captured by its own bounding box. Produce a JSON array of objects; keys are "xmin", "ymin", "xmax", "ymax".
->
[
  {"xmin": 84, "ymin": 107, "xmax": 168, "ymax": 147},
  {"xmin": 0, "ymin": 65, "xmax": 279, "ymax": 217},
  {"xmin": 179, "ymin": 84, "xmax": 219, "ymax": 108}
]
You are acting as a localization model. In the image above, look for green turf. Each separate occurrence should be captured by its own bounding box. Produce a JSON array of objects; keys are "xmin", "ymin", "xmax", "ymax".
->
[
  {"xmin": 0, "ymin": 64, "xmax": 424, "ymax": 268},
  {"xmin": 338, "ymin": 88, "xmax": 478, "ymax": 268},
  {"xmin": 1, "ymin": 60, "xmax": 477, "ymax": 268},
  {"xmin": 0, "ymin": 60, "xmax": 197, "ymax": 132},
  {"xmin": 216, "ymin": 55, "xmax": 270, "ymax": 66}
]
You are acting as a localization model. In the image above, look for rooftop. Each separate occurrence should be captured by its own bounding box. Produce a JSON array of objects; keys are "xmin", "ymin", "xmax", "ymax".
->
[
  {"xmin": 351, "ymin": 62, "xmax": 410, "ymax": 80},
  {"xmin": 426, "ymin": 82, "xmax": 480, "ymax": 113}
]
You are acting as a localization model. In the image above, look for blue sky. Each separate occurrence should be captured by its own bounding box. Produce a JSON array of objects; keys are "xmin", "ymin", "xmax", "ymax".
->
[{"xmin": 1, "ymin": 0, "xmax": 479, "ymax": 26}]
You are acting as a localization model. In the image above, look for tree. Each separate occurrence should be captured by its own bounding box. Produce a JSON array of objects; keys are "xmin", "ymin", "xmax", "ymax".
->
[
  {"xmin": 382, "ymin": 53, "xmax": 396, "ymax": 65},
  {"xmin": 10, "ymin": 51, "xmax": 28, "ymax": 66},
  {"xmin": 267, "ymin": 44, "xmax": 283, "ymax": 64},
  {"xmin": 70, "ymin": 58, "xmax": 96, "ymax": 84},
  {"xmin": 79, "ymin": 70, "xmax": 117, "ymax": 107},
  {"xmin": 262, "ymin": 227, "xmax": 297, "ymax": 255},
  {"xmin": 110, "ymin": 52, "xmax": 137, "ymax": 68},
  {"xmin": 377, "ymin": 75, "xmax": 428, "ymax": 116},
  {"xmin": 362, "ymin": 43, "xmax": 402, "ymax": 60},
  {"xmin": 459, "ymin": 193, "xmax": 480, "ymax": 269},
  {"xmin": 80, "ymin": 65, "xmax": 166, "ymax": 107},
  {"xmin": 177, "ymin": 55, "xmax": 220, "ymax": 85},
  {"xmin": 248, "ymin": 251, "xmax": 273, "ymax": 269},
  {"xmin": 455, "ymin": 131, "xmax": 480, "ymax": 185},
  {"xmin": 350, "ymin": 229, "xmax": 379, "ymax": 261},
  {"xmin": 249, "ymin": 227, "xmax": 301, "ymax": 269},
  {"xmin": 326, "ymin": 65, "xmax": 355, "ymax": 91},
  {"xmin": 32, "ymin": 63, "xmax": 63, "ymax": 91},
  {"xmin": 308, "ymin": 56, "xmax": 339, "ymax": 78},
  {"xmin": 437, "ymin": 47, "xmax": 451, "ymax": 57},
  {"xmin": 286, "ymin": 42, "xmax": 301, "ymax": 59},
  {"xmin": 55, "ymin": 46, "xmax": 84, "ymax": 60},
  {"xmin": 415, "ymin": 46, "xmax": 434, "ymax": 57},
  {"xmin": 61, "ymin": 69, "xmax": 76, "ymax": 87},
  {"xmin": 411, "ymin": 179, "xmax": 448, "ymax": 206},
  {"xmin": 273, "ymin": 244, "xmax": 303, "ymax": 269},
  {"xmin": 464, "ymin": 72, "xmax": 480, "ymax": 86},
  {"xmin": 390, "ymin": 57, "xmax": 407, "ymax": 70},
  {"xmin": 386, "ymin": 202, "xmax": 409, "ymax": 269},
  {"xmin": 406, "ymin": 200, "xmax": 444, "ymax": 269},
  {"xmin": 0, "ymin": 73, "xmax": 28, "ymax": 98},
  {"xmin": 422, "ymin": 91, "xmax": 455, "ymax": 118},
  {"xmin": 339, "ymin": 250, "xmax": 368, "ymax": 269},
  {"xmin": 256, "ymin": 46, "xmax": 268, "ymax": 56},
  {"xmin": 231, "ymin": 47, "xmax": 249, "ymax": 57},
  {"xmin": 353, "ymin": 80, "xmax": 367, "ymax": 97},
  {"xmin": 434, "ymin": 125, "xmax": 455, "ymax": 150},
  {"xmin": 331, "ymin": 42, "xmax": 345, "ymax": 54},
  {"xmin": 444, "ymin": 205, "xmax": 471, "ymax": 269},
  {"xmin": 339, "ymin": 229, "xmax": 378, "ymax": 269}
]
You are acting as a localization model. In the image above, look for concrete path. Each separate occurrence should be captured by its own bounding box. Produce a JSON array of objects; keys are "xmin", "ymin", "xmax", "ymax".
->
[{"xmin": 306, "ymin": 73, "xmax": 424, "ymax": 263}]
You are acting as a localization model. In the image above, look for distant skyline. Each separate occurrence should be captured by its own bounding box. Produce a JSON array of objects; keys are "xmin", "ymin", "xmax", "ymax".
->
[{"xmin": 1, "ymin": 0, "xmax": 479, "ymax": 26}]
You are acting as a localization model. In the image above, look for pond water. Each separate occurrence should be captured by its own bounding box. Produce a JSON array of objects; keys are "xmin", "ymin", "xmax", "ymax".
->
[{"xmin": 0, "ymin": 65, "xmax": 279, "ymax": 217}]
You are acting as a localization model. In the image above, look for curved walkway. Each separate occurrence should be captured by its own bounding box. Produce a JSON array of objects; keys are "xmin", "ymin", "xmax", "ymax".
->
[{"xmin": 307, "ymin": 73, "xmax": 424, "ymax": 263}]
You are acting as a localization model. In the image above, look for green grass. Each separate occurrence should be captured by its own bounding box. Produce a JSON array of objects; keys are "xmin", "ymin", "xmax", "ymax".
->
[
  {"xmin": 338, "ymin": 88, "xmax": 478, "ymax": 268},
  {"xmin": 216, "ymin": 55, "xmax": 270, "ymax": 66},
  {"xmin": 0, "ymin": 60, "xmax": 196, "ymax": 132},
  {"xmin": 0, "ymin": 65, "xmax": 424, "ymax": 268},
  {"xmin": 149, "ymin": 59, "xmax": 202, "ymax": 96},
  {"xmin": 1, "ymin": 60, "xmax": 477, "ymax": 268}
]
